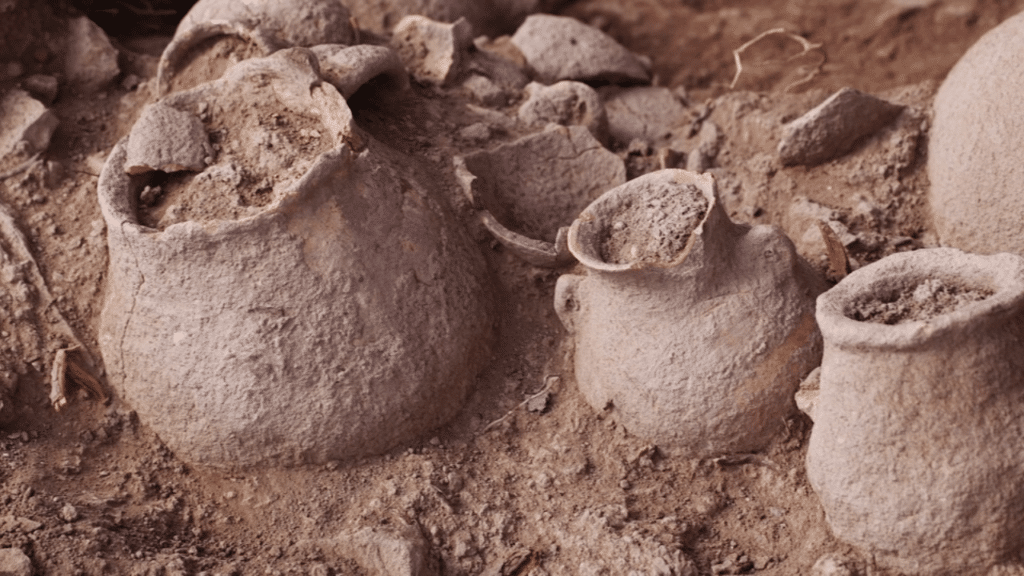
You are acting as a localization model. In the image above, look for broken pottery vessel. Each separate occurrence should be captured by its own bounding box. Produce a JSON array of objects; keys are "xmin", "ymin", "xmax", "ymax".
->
[
  {"xmin": 807, "ymin": 248, "xmax": 1024, "ymax": 576},
  {"xmin": 156, "ymin": 0, "xmax": 357, "ymax": 95},
  {"xmin": 98, "ymin": 51, "xmax": 492, "ymax": 468},
  {"xmin": 554, "ymin": 169, "xmax": 824, "ymax": 456}
]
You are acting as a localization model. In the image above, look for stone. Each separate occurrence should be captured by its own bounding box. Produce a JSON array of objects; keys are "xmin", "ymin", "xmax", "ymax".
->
[
  {"xmin": 0, "ymin": 548, "xmax": 32, "ymax": 576},
  {"xmin": 457, "ymin": 124, "xmax": 626, "ymax": 267},
  {"xmin": 310, "ymin": 44, "xmax": 409, "ymax": 98},
  {"xmin": 124, "ymin": 103, "xmax": 213, "ymax": 175},
  {"xmin": 685, "ymin": 121, "xmax": 720, "ymax": 173},
  {"xmin": 462, "ymin": 74, "xmax": 506, "ymax": 107},
  {"xmin": 0, "ymin": 89, "xmax": 58, "ymax": 159},
  {"xmin": 0, "ymin": 516, "xmax": 42, "ymax": 533},
  {"xmin": 811, "ymin": 554, "xmax": 859, "ymax": 576},
  {"xmin": 392, "ymin": 15, "xmax": 474, "ymax": 87},
  {"xmin": 173, "ymin": 0, "xmax": 355, "ymax": 49},
  {"xmin": 794, "ymin": 366, "xmax": 820, "ymax": 421},
  {"xmin": 603, "ymin": 86, "xmax": 687, "ymax": 147},
  {"xmin": 511, "ymin": 14, "xmax": 650, "ymax": 85},
  {"xmin": 463, "ymin": 49, "xmax": 530, "ymax": 105},
  {"xmin": 343, "ymin": 0, "xmax": 554, "ymax": 37},
  {"xmin": 928, "ymin": 10, "xmax": 1024, "ymax": 256},
  {"xmin": 518, "ymin": 81, "xmax": 606, "ymax": 143},
  {"xmin": 337, "ymin": 524, "xmax": 436, "ymax": 576},
  {"xmin": 778, "ymin": 87, "xmax": 903, "ymax": 166},
  {"xmin": 58, "ymin": 504, "xmax": 77, "ymax": 523},
  {"xmin": 64, "ymin": 16, "xmax": 120, "ymax": 92},
  {"xmin": 20, "ymin": 75, "xmax": 57, "ymax": 105}
]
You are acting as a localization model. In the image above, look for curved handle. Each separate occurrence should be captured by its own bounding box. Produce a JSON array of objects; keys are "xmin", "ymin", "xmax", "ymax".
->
[{"xmin": 554, "ymin": 274, "xmax": 584, "ymax": 334}]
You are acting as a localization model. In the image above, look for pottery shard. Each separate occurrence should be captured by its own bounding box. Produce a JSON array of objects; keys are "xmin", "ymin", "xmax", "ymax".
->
[
  {"xmin": 0, "ymin": 89, "xmax": 58, "ymax": 158},
  {"xmin": 518, "ymin": 81, "xmax": 606, "ymax": 142},
  {"xmin": 511, "ymin": 14, "xmax": 650, "ymax": 85},
  {"xmin": 124, "ymin": 103, "xmax": 212, "ymax": 175},
  {"xmin": 0, "ymin": 548, "xmax": 32, "ymax": 576},
  {"xmin": 392, "ymin": 15, "xmax": 474, "ymax": 87},
  {"xmin": 311, "ymin": 44, "xmax": 410, "ymax": 99},
  {"xmin": 64, "ymin": 16, "xmax": 120, "ymax": 92},
  {"xmin": 603, "ymin": 86, "xmax": 688, "ymax": 146},
  {"xmin": 778, "ymin": 87, "xmax": 903, "ymax": 166}
]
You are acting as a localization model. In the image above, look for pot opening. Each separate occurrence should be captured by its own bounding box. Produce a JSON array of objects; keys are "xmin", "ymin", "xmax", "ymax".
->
[
  {"xmin": 845, "ymin": 276, "xmax": 994, "ymax": 324},
  {"xmin": 598, "ymin": 182, "xmax": 708, "ymax": 265},
  {"xmin": 138, "ymin": 94, "xmax": 333, "ymax": 229}
]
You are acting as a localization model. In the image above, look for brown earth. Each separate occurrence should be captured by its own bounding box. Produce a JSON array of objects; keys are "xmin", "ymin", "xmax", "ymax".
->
[{"xmin": 1, "ymin": 0, "xmax": 1022, "ymax": 574}]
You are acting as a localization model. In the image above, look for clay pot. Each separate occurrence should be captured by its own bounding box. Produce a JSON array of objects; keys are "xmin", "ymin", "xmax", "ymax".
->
[
  {"xmin": 98, "ymin": 53, "xmax": 492, "ymax": 468},
  {"xmin": 156, "ymin": 0, "xmax": 357, "ymax": 96},
  {"xmin": 929, "ymin": 10, "xmax": 1024, "ymax": 256},
  {"xmin": 554, "ymin": 169, "xmax": 823, "ymax": 456},
  {"xmin": 807, "ymin": 248, "xmax": 1024, "ymax": 575}
]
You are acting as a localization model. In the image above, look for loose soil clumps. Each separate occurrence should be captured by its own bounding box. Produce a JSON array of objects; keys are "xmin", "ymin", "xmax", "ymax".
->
[
  {"xmin": 599, "ymin": 182, "xmax": 707, "ymax": 265},
  {"xmin": 848, "ymin": 277, "xmax": 993, "ymax": 324}
]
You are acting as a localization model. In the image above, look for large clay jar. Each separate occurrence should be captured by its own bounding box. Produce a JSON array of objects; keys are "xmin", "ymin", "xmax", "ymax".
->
[
  {"xmin": 98, "ymin": 52, "xmax": 492, "ymax": 468},
  {"xmin": 554, "ymin": 170, "xmax": 824, "ymax": 457},
  {"xmin": 929, "ymin": 11, "xmax": 1024, "ymax": 256},
  {"xmin": 807, "ymin": 248, "xmax": 1024, "ymax": 575}
]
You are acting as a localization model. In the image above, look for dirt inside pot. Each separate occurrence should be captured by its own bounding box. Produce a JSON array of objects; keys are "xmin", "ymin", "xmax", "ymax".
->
[
  {"xmin": 848, "ymin": 278, "xmax": 994, "ymax": 324},
  {"xmin": 165, "ymin": 35, "xmax": 265, "ymax": 95},
  {"xmin": 138, "ymin": 90, "xmax": 333, "ymax": 229},
  {"xmin": 599, "ymin": 182, "xmax": 707, "ymax": 264}
]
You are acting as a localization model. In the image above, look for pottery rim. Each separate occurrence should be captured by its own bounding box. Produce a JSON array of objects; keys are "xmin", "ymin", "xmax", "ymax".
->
[
  {"xmin": 816, "ymin": 248, "xmax": 1024, "ymax": 351},
  {"xmin": 566, "ymin": 169, "xmax": 717, "ymax": 272}
]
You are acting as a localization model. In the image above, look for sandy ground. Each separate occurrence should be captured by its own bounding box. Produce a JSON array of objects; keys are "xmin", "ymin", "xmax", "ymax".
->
[{"xmin": 1, "ymin": 0, "xmax": 1022, "ymax": 574}]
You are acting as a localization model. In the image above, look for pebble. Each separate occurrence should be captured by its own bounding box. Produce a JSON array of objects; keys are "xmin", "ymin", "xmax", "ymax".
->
[
  {"xmin": 391, "ymin": 15, "xmax": 474, "ymax": 87},
  {"xmin": 0, "ymin": 89, "xmax": 59, "ymax": 159},
  {"xmin": 59, "ymin": 503, "xmax": 78, "ymax": 522},
  {"xmin": 811, "ymin": 553, "xmax": 860, "ymax": 576},
  {"xmin": 518, "ymin": 81, "xmax": 606, "ymax": 142},
  {"xmin": 0, "ymin": 548, "xmax": 32, "ymax": 576},
  {"xmin": 603, "ymin": 86, "xmax": 688, "ymax": 146},
  {"xmin": 778, "ymin": 87, "xmax": 904, "ymax": 166},
  {"xmin": 64, "ymin": 16, "xmax": 120, "ymax": 92},
  {"xmin": 511, "ymin": 14, "xmax": 650, "ymax": 85}
]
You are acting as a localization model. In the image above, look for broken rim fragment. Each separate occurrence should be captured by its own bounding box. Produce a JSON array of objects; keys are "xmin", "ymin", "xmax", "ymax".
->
[
  {"xmin": 555, "ymin": 169, "xmax": 824, "ymax": 456},
  {"xmin": 98, "ymin": 51, "xmax": 492, "ymax": 468},
  {"xmin": 456, "ymin": 124, "xmax": 626, "ymax": 267},
  {"xmin": 156, "ymin": 0, "xmax": 356, "ymax": 96},
  {"xmin": 807, "ymin": 248, "xmax": 1024, "ymax": 576}
]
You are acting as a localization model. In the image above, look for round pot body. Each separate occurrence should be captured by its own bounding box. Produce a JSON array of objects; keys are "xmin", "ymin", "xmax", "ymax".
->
[
  {"xmin": 98, "ymin": 137, "xmax": 492, "ymax": 468},
  {"xmin": 807, "ymin": 248, "xmax": 1024, "ymax": 575},
  {"xmin": 554, "ymin": 170, "xmax": 824, "ymax": 456},
  {"xmin": 929, "ymin": 11, "xmax": 1024, "ymax": 256}
]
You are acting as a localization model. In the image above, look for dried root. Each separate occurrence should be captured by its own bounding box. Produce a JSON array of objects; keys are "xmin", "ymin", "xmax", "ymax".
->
[{"xmin": 730, "ymin": 28, "xmax": 826, "ymax": 92}]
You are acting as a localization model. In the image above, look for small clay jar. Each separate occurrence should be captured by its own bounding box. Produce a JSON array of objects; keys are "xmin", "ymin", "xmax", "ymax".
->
[
  {"xmin": 98, "ymin": 52, "xmax": 492, "ymax": 468},
  {"xmin": 807, "ymin": 248, "xmax": 1024, "ymax": 575},
  {"xmin": 554, "ymin": 170, "xmax": 824, "ymax": 456}
]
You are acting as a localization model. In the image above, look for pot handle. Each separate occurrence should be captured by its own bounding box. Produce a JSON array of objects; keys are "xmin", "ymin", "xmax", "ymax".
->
[{"xmin": 554, "ymin": 274, "xmax": 584, "ymax": 334}]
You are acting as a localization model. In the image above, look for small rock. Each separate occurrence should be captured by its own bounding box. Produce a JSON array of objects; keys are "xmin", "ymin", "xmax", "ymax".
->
[
  {"xmin": 457, "ymin": 122, "xmax": 491, "ymax": 143},
  {"xmin": 0, "ymin": 516, "xmax": 42, "ymax": 533},
  {"xmin": 124, "ymin": 103, "xmax": 213, "ymax": 175},
  {"xmin": 511, "ymin": 14, "xmax": 650, "ymax": 85},
  {"xmin": 64, "ymin": 16, "xmax": 120, "ymax": 92},
  {"xmin": 518, "ymin": 81, "xmax": 606, "ymax": 142},
  {"xmin": 59, "ymin": 503, "xmax": 78, "ymax": 523},
  {"xmin": 462, "ymin": 73, "xmax": 506, "ymax": 107},
  {"xmin": 336, "ymin": 523, "xmax": 435, "ymax": 576},
  {"xmin": 603, "ymin": 86, "xmax": 687, "ymax": 146},
  {"xmin": 811, "ymin": 553, "xmax": 860, "ymax": 576},
  {"xmin": 464, "ymin": 49, "xmax": 530, "ymax": 101},
  {"xmin": 778, "ymin": 87, "xmax": 904, "ymax": 166},
  {"xmin": 20, "ymin": 74, "xmax": 58, "ymax": 105},
  {"xmin": 0, "ymin": 548, "xmax": 32, "ymax": 576},
  {"xmin": 711, "ymin": 553, "xmax": 753, "ymax": 575},
  {"xmin": 0, "ymin": 89, "xmax": 59, "ymax": 158},
  {"xmin": 795, "ymin": 367, "xmax": 820, "ymax": 421},
  {"xmin": 392, "ymin": 15, "xmax": 474, "ymax": 87},
  {"xmin": 525, "ymin": 390, "xmax": 550, "ymax": 413}
]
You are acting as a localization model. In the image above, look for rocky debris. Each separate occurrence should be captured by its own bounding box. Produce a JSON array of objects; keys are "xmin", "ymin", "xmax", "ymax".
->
[
  {"xmin": 311, "ymin": 44, "xmax": 410, "ymax": 98},
  {"xmin": 511, "ymin": 14, "xmax": 651, "ymax": 85},
  {"xmin": 0, "ymin": 89, "xmax": 58, "ymax": 159},
  {"xmin": 0, "ymin": 516, "xmax": 42, "ymax": 534},
  {"xmin": 929, "ymin": 9, "xmax": 1024, "ymax": 256},
  {"xmin": 334, "ymin": 524, "xmax": 436, "ymax": 576},
  {"xmin": 64, "ymin": 16, "xmax": 120, "ymax": 93},
  {"xmin": 518, "ymin": 81, "xmax": 606, "ymax": 142},
  {"xmin": 778, "ymin": 88, "xmax": 903, "ymax": 166},
  {"xmin": 124, "ymin": 103, "xmax": 213, "ymax": 176},
  {"xmin": 58, "ymin": 503, "xmax": 78, "ymax": 523},
  {"xmin": 0, "ymin": 548, "xmax": 32, "ymax": 576},
  {"xmin": 462, "ymin": 49, "xmax": 531, "ymax": 106},
  {"xmin": 458, "ymin": 123, "xmax": 626, "ymax": 266},
  {"xmin": 19, "ymin": 75, "xmax": 57, "ymax": 106},
  {"xmin": 603, "ymin": 86, "xmax": 688, "ymax": 147},
  {"xmin": 795, "ymin": 366, "xmax": 820, "ymax": 421},
  {"xmin": 392, "ymin": 16, "xmax": 474, "ymax": 87},
  {"xmin": 811, "ymin": 553, "xmax": 860, "ymax": 576},
  {"xmin": 711, "ymin": 552, "xmax": 754, "ymax": 575},
  {"xmin": 685, "ymin": 120, "xmax": 720, "ymax": 173}
]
